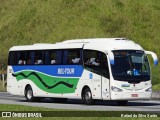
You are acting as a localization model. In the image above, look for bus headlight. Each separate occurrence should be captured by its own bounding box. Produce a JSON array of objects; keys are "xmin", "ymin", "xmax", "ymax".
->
[
  {"xmin": 111, "ymin": 86, "xmax": 123, "ymax": 92},
  {"xmin": 145, "ymin": 87, "xmax": 152, "ymax": 92}
]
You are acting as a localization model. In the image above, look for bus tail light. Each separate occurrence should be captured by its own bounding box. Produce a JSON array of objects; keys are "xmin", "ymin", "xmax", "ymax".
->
[{"xmin": 111, "ymin": 86, "xmax": 123, "ymax": 92}]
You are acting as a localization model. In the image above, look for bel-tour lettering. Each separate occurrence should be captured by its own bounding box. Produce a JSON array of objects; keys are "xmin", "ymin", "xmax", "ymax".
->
[{"xmin": 57, "ymin": 68, "xmax": 75, "ymax": 75}]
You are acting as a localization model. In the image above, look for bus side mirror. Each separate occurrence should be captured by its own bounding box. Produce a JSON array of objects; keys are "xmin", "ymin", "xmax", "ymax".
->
[
  {"xmin": 145, "ymin": 51, "xmax": 158, "ymax": 66},
  {"xmin": 108, "ymin": 51, "xmax": 114, "ymax": 65}
]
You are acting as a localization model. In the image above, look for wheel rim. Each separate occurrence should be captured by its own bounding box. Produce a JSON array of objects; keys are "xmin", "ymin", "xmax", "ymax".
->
[
  {"xmin": 27, "ymin": 89, "xmax": 32, "ymax": 100},
  {"xmin": 85, "ymin": 91, "xmax": 91, "ymax": 101}
]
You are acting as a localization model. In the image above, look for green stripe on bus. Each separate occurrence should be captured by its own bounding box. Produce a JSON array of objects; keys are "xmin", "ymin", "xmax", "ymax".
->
[{"xmin": 13, "ymin": 71, "xmax": 79, "ymax": 94}]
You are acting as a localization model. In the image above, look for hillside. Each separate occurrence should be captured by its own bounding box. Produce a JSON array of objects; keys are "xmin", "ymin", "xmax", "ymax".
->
[{"xmin": 0, "ymin": 0, "xmax": 160, "ymax": 87}]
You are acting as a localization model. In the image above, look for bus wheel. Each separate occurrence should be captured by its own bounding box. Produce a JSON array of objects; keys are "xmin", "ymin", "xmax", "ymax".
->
[
  {"xmin": 82, "ymin": 88, "xmax": 94, "ymax": 105},
  {"xmin": 25, "ymin": 86, "xmax": 35, "ymax": 102},
  {"xmin": 117, "ymin": 100, "xmax": 128, "ymax": 106},
  {"xmin": 53, "ymin": 98, "xmax": 68, "ymax": 103}
]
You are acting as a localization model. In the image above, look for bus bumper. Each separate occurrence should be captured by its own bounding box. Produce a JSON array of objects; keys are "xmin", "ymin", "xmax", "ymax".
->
[{"xmin": 111, "ymin": 92, "xmax": 152, "ymax": 100}]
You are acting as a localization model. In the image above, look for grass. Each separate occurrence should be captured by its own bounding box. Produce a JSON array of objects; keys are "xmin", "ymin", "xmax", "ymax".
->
[
  {"xmin": 0, "ymin": 0, "xmax": 160, "ymax": 88},
  {"xmin": 152, "ymin": 84, "xmax": 160, "ymax": 91},
  {"xmin": 0, "ymin": 104, "xmax": 159, "ymax": 120}
]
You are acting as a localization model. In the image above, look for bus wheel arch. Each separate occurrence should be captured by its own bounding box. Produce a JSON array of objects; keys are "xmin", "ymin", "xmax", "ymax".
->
[
  {"xmin": 24, "ymin": 84, "xmax": 35, "ymax": 102},
  {"xmin": 81, "ymin": 86, "xmax": 94, "ymax": 105}
]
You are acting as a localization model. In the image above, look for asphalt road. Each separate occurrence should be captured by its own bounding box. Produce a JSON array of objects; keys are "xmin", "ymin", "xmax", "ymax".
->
[{"xmin": 0, "ymin": 92, "xmax": 160, "ymax": 112}]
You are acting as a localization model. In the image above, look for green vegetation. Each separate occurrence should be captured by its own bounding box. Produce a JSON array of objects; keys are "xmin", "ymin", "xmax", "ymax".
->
[
  {"xmin": 0, "ymin": 0, "xmax": 160, "ymax": 88},
  {"xmin": 0, "ymin": 80, "xmax": 6, "ymax": 92}
]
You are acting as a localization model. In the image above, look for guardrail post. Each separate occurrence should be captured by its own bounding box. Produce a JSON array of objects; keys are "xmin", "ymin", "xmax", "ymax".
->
[{"xmin": 2, "ymin": 74, "xmax": 4, "ymax": 88}]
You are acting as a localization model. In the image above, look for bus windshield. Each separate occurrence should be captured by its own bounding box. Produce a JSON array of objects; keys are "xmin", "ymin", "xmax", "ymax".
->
[{"xmin": 111, "ymin": 50, "xmax": 150, "ymax": 82}]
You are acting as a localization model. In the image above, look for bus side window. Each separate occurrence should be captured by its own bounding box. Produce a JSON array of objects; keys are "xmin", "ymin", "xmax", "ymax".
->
[
  {"xmin": 8, "ymin": 51, "xmax": 18, "ymax": 65},
  {"xmin": 83, "ymin": 50, "xmax": 101, "ymax": 75},
  {"xmin": 26, "ymin": 51, "xmax": 35, "ymax": 65},
  {"xmin": 44, "ymin": 51, "xmax": 50, "ymax": 64},
  {"xmin": 63, "ymin": 49, "xmax": 81, "ymax": 65},
  {"xmin": 26, "ymin": 52, "xmax": 31, "ymax": 65},
  {"xmin": 17, "ymin": 51, "xmax": 26, "ymax": 65},
  {"xmin": 35, "ymin": 51, "xmax": 44, "ymax": 65},
  {"xmin": 84, "ymin": 50, "xmax": 100, "ymax": 67},
  {"xmin": 48, "ymin": 50, "xmax": 62, "ymax": 65},
  {"xmin": 50, "ymin": 51, "xmax": 57, "ymax": 64}
]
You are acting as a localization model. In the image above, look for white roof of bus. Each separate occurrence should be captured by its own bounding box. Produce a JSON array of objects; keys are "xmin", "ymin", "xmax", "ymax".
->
[{"xmin": 9, "ymin": 38, "xmax": 143, "ymax": 52}]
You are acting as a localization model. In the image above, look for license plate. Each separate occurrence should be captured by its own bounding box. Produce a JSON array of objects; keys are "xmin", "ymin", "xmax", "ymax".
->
[{"xmin": 131, "ymin": 94, "xmax": 138, "ymax": 97}]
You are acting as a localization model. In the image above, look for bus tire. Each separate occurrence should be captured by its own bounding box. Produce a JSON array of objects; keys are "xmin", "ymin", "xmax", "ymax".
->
[
  {"xmin": 52, "ymin": 98, "xmax": 68, "ymax": 103},
  {"xmin": 25, "ymin": 86, "xmax": 35, "ymax": 102},
  {"xmin": 117, "ymin": 100, "xmax": 128, "ymax": 106},
  {"xmin": 82, "ymin": 88, "xmax": 94, "ymax": 105}
]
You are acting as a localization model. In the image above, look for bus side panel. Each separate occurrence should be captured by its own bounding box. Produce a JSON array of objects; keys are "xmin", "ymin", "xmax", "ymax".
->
[
  {"xmin": 23, "ymin": 69, "xmax": 96, "ymax": 99},
  {"xmin": 76, "ymin": 69, "xmax": 102, "ymax": 100},
  {"xmin": 7, "ymin": 66, "xmax": 24, "ymax": 96},
  {"xmin": 11, "ymin": 65, "xmax": 84, "ymax": 98},
  {"xmin": 8, "ymin": 65, "xmax": 104, "ymax": 100},
  {"xmin": 30, "ymin": 69, "xmax": 101, "ymax": 99}
]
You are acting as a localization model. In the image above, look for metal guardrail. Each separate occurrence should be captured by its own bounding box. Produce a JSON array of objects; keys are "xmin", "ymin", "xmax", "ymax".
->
[
  {"xmin": 2, "ymin": 74, "xmax": 5, "ymax": 87},
  {"xmin": 0, "ymin": 74, "xmax": 7, "ymax": 92},
  {"xmin": 152, "ymin": 91, "xmax": 160, "ymax": 100},
  {"xmin": 0, "ymin": 74, "xmax": 6, "ymax": 88}
]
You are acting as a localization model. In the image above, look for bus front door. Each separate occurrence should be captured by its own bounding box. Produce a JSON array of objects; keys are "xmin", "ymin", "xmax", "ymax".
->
[
  {"xmin": 101, "ymin": 76, "xmax": 110, "ymax": 100},
  {"xmin": 101, "ymin": 59, "xmax": 110, "ymax": 100}
]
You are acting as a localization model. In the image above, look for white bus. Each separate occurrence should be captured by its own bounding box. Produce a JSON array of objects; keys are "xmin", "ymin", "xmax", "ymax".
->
[{"xmin": 7, "ymin": 38, "xmax": 158, "ymax": 105}]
